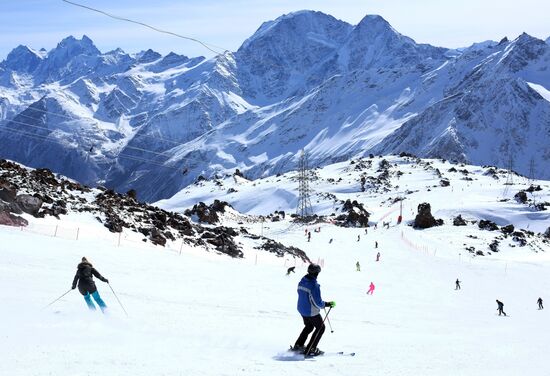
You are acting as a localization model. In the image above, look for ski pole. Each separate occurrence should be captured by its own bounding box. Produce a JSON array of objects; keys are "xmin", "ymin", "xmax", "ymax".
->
[
  {"xmin": 304, "ymin": 307, "xmax": 332, "ymax": 356},
  {"xmin": 108, "ymin": 283, "xmax": 129, "ymax": 317},
  {"xmin": 43, "ymin": 288, "xmax": 73, "ymax": 309},
  {"xmin": 324, "ymin": 307, "xmax": 334, "ymax": 333}
]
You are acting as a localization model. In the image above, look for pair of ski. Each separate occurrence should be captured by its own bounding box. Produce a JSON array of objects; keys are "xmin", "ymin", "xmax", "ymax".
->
[{"xmin": 289, "ymin": 346, "xmax": 356, "ymax": 359}]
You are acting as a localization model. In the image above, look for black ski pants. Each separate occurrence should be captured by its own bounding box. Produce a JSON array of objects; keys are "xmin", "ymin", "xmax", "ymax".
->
[
  {"xmin": 498, "ymin": 308, "xmax": 506, "ymax": 316},
  {"xmin": 295, "ymin": 314, "xmax": 325, "ymax": 351}
]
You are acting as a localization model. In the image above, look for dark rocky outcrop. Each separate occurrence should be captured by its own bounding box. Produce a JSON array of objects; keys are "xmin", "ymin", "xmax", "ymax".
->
[
  {"xmin": 0, "ymin": 210, "xmax": 28, "ymax": 227},
  {"xmin": 184, "ymin": 199, "xmax": 231, "ymax": 224},
  {"xmin": 453, "ymin": 214, "xmax": 467, "ymax": 226},
  {"xmin": 478, "ymin": 220, "xmax": 499, "ymax": 231},
  {"xmin": 414, "ymin": 203, "xmax": 443, "ymax": 229},
  {"xmin": 253, "ymin": 238, "xmax": 309, "ymax": 262},
  {"xmin": 15, "ymin": 194, "xmax": 43, "ymax": 216},
  {"xmin": 514, "ymin": 191, "xmax": 528, "ymax": 204},
  {"xmin": 334, "ymin": 199, "xmax": 370, "ymax": 227},
  {"xmin": 501, "ymin": 224, "xmax": 515, "ymax": 235}
]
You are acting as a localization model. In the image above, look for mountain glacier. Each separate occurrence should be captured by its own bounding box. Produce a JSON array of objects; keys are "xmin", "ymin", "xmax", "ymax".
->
[{"xmin": 0, "ymin": 11, "xmax": 549, "ymax": 201}]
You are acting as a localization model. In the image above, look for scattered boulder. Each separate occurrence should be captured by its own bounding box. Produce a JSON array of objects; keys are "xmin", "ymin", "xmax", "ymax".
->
[
  {"xmin": 334, "ymin": 199, "xmax": 370, "ymax": 227},
  {"xmin": 127, "ymin": 189, "xmax": 137, "ymax": 200},
  {"xmin": 0, "ymin": 179, "xmax": 17, "ymax": 203},
  {"xmin": 544, "ymin": 227, "xmax": 550, "ymax": 239},
  {"xmin": 478, "ymin": 220, "xmax": 499, "ymax": 231},
  {"xmin": 150, "ymin": 228, "xmax": 167, "ymax": 246},
  {"xmin": 184, "ymin": 200, "xmax": 231, "ymax": 224},
  {"xmin": 489, "ymin": 240, "xmax": 500, "ymax": 253},
  {"xmin": 500, "ymin": 224, "xmax": 515, "ymax": 235},
  {"xmin": 15, "ymin": 194, "xmax": 43, "ymax": 216},
  {"xmin": 414, "ymin": 203, "xmax": 443, "ymax": 229},
  {"xmin": 254, "ymin": 238, "xmax": 310, "ymax": 262},
  {"xmin": 439, "ymin": 179, "xmax": 450, "ymax": 187},
  {"xmin": 0, "ymin": 211, "xmax": 28, "ymax": 227},
  {"xmin": 453, "ymin": 215, "xmax": 467, "ymax": 226},
  {"xmin": 514, "ymin": 191, "xmax": 528, "ymax": 204},
  {"xmin": 525, "ymin": 185, "xmax": 542, "ymax": 193}
]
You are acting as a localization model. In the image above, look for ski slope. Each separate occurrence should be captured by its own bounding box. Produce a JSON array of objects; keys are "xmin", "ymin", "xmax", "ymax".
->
[{"xmin": 1, "ymin": 203, "xmax": 549, "ymax": 375}]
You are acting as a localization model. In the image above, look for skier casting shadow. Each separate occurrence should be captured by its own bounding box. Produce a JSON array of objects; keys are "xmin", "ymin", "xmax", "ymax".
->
[
  {"xmin": 496, "ymin": 299, "xmax": 506, "ymax": 316},
  {"xmin": 292, "ymin": 264, "xmax": 335, "ymax": 357},
  {"xmin": 72, "ymin": 257, "xmax": 109, "ymax": 312}
]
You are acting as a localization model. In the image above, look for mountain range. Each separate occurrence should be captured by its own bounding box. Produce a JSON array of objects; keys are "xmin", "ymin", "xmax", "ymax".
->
[{"xmin": 1, "ymin": 11, "xmax": 549, "ymax": 201}]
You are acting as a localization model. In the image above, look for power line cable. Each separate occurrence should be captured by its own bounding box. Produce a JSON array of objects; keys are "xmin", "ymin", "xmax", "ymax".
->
[{"xmin": 61, "ymin": 0, "xmax": 227, "ymax": 55}]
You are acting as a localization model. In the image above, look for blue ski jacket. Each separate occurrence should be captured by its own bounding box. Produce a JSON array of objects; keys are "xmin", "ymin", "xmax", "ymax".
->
[{"xmin": 297, "ymin": 274, "xmax": 325, "ymax": 317}]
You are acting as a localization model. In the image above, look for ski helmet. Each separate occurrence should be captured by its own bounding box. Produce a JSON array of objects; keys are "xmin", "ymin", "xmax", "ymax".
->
[{"xmin": 308, "ymin": 264, "xmax": 321, "ymax": 275}]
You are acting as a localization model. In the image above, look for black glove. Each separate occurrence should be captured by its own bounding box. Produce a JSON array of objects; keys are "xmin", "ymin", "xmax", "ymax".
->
[
  {"xmin": 104, "ymin": 278, "xmax": 109, "ymax": 283},
  {"xmin": 71, "ymin": 285, "xmax": 76, "ymax": 290}
]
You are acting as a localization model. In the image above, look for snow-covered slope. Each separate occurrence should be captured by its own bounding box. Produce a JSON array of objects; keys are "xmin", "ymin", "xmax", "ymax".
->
[
  {"xmin": 2, "ymin": 156, "xmax": 550, "ymax": 375},
  {"xmin": 1, "ymin": 12, "xmax": 549, "ymax": 202}
]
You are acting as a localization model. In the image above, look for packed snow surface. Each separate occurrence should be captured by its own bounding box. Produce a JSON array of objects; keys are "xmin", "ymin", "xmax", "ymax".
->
[{"xmin": 2, "ymin": 156, "xmax": 550, "ymax": 375}]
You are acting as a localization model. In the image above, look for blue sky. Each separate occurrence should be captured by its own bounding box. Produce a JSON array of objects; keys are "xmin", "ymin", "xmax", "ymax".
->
[{"xmin": 1, "ymin": 0, "xmax": 549, "ymax": 59}]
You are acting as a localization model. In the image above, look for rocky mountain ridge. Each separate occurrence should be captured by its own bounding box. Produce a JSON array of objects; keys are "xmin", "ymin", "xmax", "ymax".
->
[{"xmin": 0, "ymin": 11, "xmax": 549, "ymax": 202}]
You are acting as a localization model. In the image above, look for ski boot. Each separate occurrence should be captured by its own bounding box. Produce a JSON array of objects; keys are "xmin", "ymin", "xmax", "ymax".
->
[
  {"xmin": 304, "ymin": 347, "xmax": 324, "ymax": 357},
  {"xmin": 290, "ymin": 345, "xmax": 305, "ymax": 353}
]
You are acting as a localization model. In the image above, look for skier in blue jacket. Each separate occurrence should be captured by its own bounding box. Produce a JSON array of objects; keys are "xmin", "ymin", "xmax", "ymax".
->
[{"xmin": 292, "ymin": 264, "xmax": 335, "ymax": 356}]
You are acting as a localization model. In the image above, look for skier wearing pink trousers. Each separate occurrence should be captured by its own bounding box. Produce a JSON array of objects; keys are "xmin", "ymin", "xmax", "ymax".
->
[{"xmin": 367, "ymin": 282, "xmax": 375, "ymax": 295}]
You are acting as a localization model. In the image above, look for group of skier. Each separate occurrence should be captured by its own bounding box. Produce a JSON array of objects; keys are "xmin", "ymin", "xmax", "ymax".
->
[{"xmin": 455, "ymin": 278, "xmax": 544, "ymax": 315}]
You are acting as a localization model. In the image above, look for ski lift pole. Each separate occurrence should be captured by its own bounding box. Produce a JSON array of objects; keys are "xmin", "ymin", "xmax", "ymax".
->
[
  {"xmin": 43, "ymin": 288, "xmax": 73, "ymax": 309},
  {"xmin": 108, "ymin": 283, "xmax": 129, "ymax": 317}
]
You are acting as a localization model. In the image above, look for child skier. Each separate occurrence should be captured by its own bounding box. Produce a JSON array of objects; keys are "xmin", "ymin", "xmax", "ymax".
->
[
  {"xmin": 72, "ymin": 257, "xmax": 109, "ymax": 312},
  {"xmin": 293, "ymin": 264, "xmax": 335, "ymax": 357}
]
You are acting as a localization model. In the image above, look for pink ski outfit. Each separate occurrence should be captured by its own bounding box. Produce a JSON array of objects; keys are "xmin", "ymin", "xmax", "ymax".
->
[{"xmin": 367, "ymin": 282, "xmax": 375, "ymax": 295}]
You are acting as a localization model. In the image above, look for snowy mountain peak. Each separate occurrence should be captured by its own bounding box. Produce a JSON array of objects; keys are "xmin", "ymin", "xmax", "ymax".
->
[
  {"xmin": 53, "ymin": 35, "xmax": 100, "ymax": 57},
  {"xmin": 1, "ymin": 45, "xmax": 43, "ymax": 73}
]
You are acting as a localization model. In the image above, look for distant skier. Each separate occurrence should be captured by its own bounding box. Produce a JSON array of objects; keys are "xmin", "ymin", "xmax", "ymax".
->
[
  {"xmin": 376, "ymin": 252, "xmax": 380, "ymax": 262},
  {"xmin": 375, "ymin": 241, "xmax": 378, "ymax": 249},
  {"xmin": 455, "ymin": 279, "xmax": 461, "ymax": 290},
  {"xmin": 356, "ymin": 261, "xmax": 361, "ymax": 272},
  {"xmin": 496, "ymin": 299, "xmax": 506, "ymax": 316},
  {"xmin": 307, "ymin": 232, "xmax": 311, "ymax": 242},
  {"xmin": 357, "ymin": 235, "xmax": 360, "ymax": 242},
  {"xmin": 287, "ymin": 266, "xmax": 296, "ymax": 276},
  {"xmin": 538, "ymin": 297, "xmax": 544, "ymax": 310},
  {"xmin": 374, "ymin": 224, "xmax": 377, "ymax": 230},
  {"xmin": 364, "ymin": 228, "xmax": 368, "ymax": 235},
  {"xmin": 72, "ymin": 257, "xmax": 109, "ymax": 312},
  {"xmin": 329, "ymin": 238, "xmax": 333, "ymax": 244},
  {"xmin": 367, "ymin": 282, "xmax": 375, "ymax": 295},
  {"xmin": 292, "ymin": 264, "xmax": 335, "ymax": 357}
]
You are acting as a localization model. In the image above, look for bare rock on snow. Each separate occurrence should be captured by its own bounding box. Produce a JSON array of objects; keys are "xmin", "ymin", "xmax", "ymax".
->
[
  {"xmin": 0, "ymin": 210, "xmax": 28, "ymax": 227},
  {"xmin": 15, "ymin": 194, "xmax": 43, "ymax": 216},
  {"xmin": 453, "ymin": 214, "xmax": 467, "ymax": 226},
  {"xmin": 414, "ymin": 202, "xmax": 443, "ymax": 229}
]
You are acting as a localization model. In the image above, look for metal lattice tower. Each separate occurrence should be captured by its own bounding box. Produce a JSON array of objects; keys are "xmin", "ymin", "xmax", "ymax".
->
[
  {"xmin": 528, "ymin": 157, "xmax": 536, "ymax": 186},
  {"xmin": 502, "ymin": 154, "xmax": 514, "ymax": 197},
  {"xmin": 296, "ymin": 150, "xmax": 313, "ymax": 218}
]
